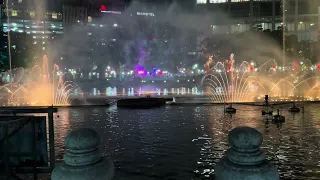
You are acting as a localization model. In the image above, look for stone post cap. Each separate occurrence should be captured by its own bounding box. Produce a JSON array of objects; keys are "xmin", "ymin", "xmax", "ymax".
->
[
  {"xmin": 51, "ymin": 128, "xmax": 115, "ymax": 180},
  {"xmin": 214, "ymin": 127, "xmax": 280, "ymax": 180},
  {"xmin": 65, "ymin": 128, "xmax": 101, "ymax": 153},
  {"xmin": 228, "ymin": 126, "xmax": 262, "ymax": 153}
]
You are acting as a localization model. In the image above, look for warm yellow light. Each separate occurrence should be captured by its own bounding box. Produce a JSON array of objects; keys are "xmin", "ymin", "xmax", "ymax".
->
[
  {"xmin": 12, "ymin": 9, "xmax": 18, "ymax": 16},
  {"xmin": 30, "ymin": 11, "xmax": 35, "ymax": 17},
  {"xmin": 52, "ymin": 13, "xmax": 57, "ymax": 19},
  {"xmin": 88, "ymin": 16, "xmax": 92, "ymax": 23}
]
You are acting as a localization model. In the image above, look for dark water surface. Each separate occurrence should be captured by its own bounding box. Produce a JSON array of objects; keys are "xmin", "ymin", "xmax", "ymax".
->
[{"xmin": 52, "ymin": 104, "xmax": 320, "ymax": 179}]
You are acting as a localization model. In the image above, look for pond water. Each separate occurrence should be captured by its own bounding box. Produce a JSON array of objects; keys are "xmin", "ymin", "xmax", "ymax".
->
[{"xmin": 53, "ymin": 104, "xmax": 320, "ymax": 179}]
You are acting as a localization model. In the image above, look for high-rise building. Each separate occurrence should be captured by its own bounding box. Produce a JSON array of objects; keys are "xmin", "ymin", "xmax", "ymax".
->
[
  {"xmin": 195, "ymin": 0, "xmax": 320, "ymax": 42},
  {"xmin": 0, "ymin": 0, "xmax": 63, "ymax": 39},
  {"xmin": 61, "ymin": 0, "xmax": 125, "ymax": 29},
  {"xmin": 62, "ymin": 5, "xmax": 87, "ymax": 29}
]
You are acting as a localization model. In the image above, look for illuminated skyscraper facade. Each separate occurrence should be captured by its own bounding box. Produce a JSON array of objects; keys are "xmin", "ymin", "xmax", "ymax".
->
[
  {"xmin": 0, "ymin": 0, "xmax": 63, "ymax": 39},
  {"xmin": 196, "ymin": 0, "xmax": 320, "ymax": 42}
]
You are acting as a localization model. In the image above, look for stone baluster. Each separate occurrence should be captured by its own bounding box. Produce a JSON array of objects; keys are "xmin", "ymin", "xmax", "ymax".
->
[
  {"xmin": 51, "ymin": 128, "xmax": 114, "ymax": 180},
  {"xmin": 214, "ymin": 127, "xmax": 279, "ymax": 180}
]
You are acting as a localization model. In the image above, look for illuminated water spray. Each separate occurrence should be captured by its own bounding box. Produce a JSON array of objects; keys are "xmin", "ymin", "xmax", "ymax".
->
[
  {"xmin": 202, "ymin": 53, "xmax": 320, "ymax": 102},
  {"xmin": 139, "ymin": 87, "xmax": 142, "ymax": 96},
  {"xmin": 202, "ymin": 54, "xmax": 266, "ymax": 103},
  {"xmin": 192, "ymin": 87, "xmax": 199, "ymax": 95},
  {"xmin": 282, "ymin": 0, "xmax": 287, "ymax": 96},
  {"xmin": 113, "ymin": 87, "xmax": 117, "ymax": 96},
  {"xmin": 122, "ymin": 88, "xmax": 126, "ymax": 96},
  {"xmin": 170, "ymin": 88, "xmax": 173, "ymax": 94},
  {"xmin": 163, "ymin": 89, "xmax": 168, "ymax": 95},
  {"xmin": 0, "ymin": 56, "xmax": 83, "ymax": 106}
]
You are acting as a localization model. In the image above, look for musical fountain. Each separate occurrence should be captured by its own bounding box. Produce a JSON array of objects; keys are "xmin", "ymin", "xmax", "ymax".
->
[
  {"xmin": 202, "ymin": 53, "xmax": 320, "ymax": 103},
  {"xmin": 2, "ymin": 53, "xmax": 320, "ymax": 106},
  {"xmin": 0, "ymin": 55, "xmax": 83, "ymax": 106}
]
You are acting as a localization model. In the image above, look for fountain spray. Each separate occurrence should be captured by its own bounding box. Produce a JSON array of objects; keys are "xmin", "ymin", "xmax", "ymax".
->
[{"xmin": 282, "ymin": 0, "xmax": 287, "ymax": 96}]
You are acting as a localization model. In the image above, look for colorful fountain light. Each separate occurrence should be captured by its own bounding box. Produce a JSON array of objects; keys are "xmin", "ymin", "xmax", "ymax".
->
[
  {"xmin": 163, "ymin": 89, "xmax": 168, "ymax": 95},
  {"xmin": 106, "ymin": 87, "xmax": 117, "ymax": 96},
  {"xmin": 293, "ymin": 60, "xmax": 299, "ymax": 71},
  {"xmin": 201, "ymin": 53, "xmax": 320, "ymax": 103},
  {"xmin": 157, "ymin": 71, "xmax": 163, "ymax": 76},
  {"xmin": 0, "ymin": 55, "xmax": 83, "ymax": 106},
  {"xmin": 135, "ymin": 65, "xmax": 147, "ymax": 77},
  {"xmin": 202, "ymin": 53, "xmax": 258, "ymax": 103}
]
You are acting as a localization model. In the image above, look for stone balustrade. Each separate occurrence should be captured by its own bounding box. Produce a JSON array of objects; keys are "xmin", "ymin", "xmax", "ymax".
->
[
  {"xmin": 214, "ymin": 126, "xmax": 279, "ymax": 180},
  {"xmin": 52, "ymin": 126, "xmax": 279, "ymax": 180},
  {"xmin": 51, "ymin": 128, "xmax": 114, "ymax": 180}
]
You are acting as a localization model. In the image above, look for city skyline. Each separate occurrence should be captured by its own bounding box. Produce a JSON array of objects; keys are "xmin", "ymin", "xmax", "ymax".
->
[{"xmin": 0, "ymin": 0, "xmax": 319, "ymax": 74}]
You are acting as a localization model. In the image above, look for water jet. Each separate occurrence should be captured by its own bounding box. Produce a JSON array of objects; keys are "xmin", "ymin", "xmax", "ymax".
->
[
  {"xmin": 0, "ymin": 56, "xmax": 83, "ymax": 106},
  {"xmin": 202, "ymin": 54, "xmax": 320, "ymax": 103}
]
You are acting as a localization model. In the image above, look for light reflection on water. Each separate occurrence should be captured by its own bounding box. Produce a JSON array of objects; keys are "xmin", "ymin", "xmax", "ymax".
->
[{"xmin": 53, "ymin": 104, "xmax": 320, "ymax": 179}]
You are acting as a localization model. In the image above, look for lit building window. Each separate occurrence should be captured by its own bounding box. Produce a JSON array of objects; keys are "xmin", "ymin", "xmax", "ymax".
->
[
  {"xmin": 11, "ymin": 10, "xmax": 18, "ymax": 16},
  {"xmin": 136, "ymin": 12, "xmax": 155, "ymax": 16},
  {"xmin": 52, "ymin": 13, "xmax": 57, "ymax": 19},
  {"xmin": 197, "ymin": 0, "xmax": 207, "ymax": 4},
  {"xmin": 231, "ymin": 0, "xmax": 249, "ymax": 2},
  {"xmin": 210, "ymin": 0, "xmax": 227, "ymax": 3},
  {"xmin": 88, "ymin": 16, "xmax": 92, "ymax": 23},
  {"xmin": 18, "ymin": 0, "xmax": 22, "ymax": 3},
  {"xmin": 30, "ymin": 11, "xmax": 35, "ymax": 17}
]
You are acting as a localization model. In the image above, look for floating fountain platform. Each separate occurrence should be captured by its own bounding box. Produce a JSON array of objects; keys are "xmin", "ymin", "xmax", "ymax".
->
[
  {"xmin": 288, "ymin": 106, "xmax": 300, "ymax": 112},
  {"xmin": 225, "ymin": 106, "xmax": 236, "ymax": 113},
  {"xmin": 272, "ymin": 115, "xmax": 285, "ymax": 123},
  {"xmin": 117, "ymin": 97, "xmax": 166, "ymax": 109},
  {"xmin": 262, "ymin": 110, "xmax": 273, "ymax": 116},
  {"xmin": 288, "ymin": 103, "xmax": 300, "ymax": 112},
  {"xmin": 272, "ymin": 109, "xmax": 285, "ymax": 123}
]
